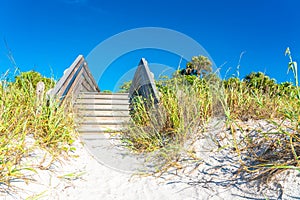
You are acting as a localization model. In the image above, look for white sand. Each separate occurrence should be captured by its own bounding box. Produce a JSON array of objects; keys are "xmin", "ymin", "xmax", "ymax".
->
[
  {"xmin": 1, "ymin": 120, "xmax": 300, "ymax": 200},
  {"xmin": 1, "ymin": 138, "xmax": 201, "ymax": 200}
]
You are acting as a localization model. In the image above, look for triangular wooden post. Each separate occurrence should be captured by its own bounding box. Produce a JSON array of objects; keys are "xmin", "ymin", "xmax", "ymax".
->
[{"xmin": 129, "ymin": 58, "xmax": 160, "ymax": 104}]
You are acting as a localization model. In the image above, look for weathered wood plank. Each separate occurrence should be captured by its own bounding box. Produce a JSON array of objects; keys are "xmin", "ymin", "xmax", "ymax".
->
[
  {"xmin": 75, "ymin": 104, "xmax": 129, "ymax": 110},
  {"xmin": 47, "ymin": 55, "xmax": 100, "ymax": 105},
  {"xmin": 128, "ymin": 58, "xmax": 159, "ymax": 104},
  {"xmin": 72, "ymin": 75, "xmax": 85, "ymax": 98},
  {"xmin": 49, "ymin": 55, "xmax": 84, "ymax": 98},
  {"xmin": 82, "ymin": 67, "xmax": 97, "ymax": 91},
  {"xmin": 62, "ymin": 64, "xmax": 85, "ymax": 99},
  {"xmin": 78, "ymin": 110, "xmax": 130, "ymax": 117},
  {"xmin": 81, "ymin": 78, "xmax": 93, "ymax": 92},
  {"xmin": 75, "ymin": 98, "xmax": 129, "ymax": 105}
]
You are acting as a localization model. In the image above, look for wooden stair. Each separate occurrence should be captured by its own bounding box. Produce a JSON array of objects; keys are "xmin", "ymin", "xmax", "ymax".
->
[{"xmin": 74, "ymin": 92, "xmax": 130, "ymax": 133}]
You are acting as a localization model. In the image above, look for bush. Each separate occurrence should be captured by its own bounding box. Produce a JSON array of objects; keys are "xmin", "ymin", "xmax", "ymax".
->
[{"xmin": 14, "ymin": 71, "xmax": 55, "ymax": 91}]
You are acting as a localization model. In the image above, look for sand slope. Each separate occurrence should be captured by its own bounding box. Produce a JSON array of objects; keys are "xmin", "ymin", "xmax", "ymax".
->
[{"xmin": 2, "ymin": 119, "xmax": 300, "ymax": 200}]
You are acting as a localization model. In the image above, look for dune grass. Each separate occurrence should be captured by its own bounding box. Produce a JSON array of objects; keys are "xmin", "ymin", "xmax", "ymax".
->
[
  {"xmin": 123, "ymin": 50, "xmax": 300, "ymax": 180},
  {"xmin": 0, "ymin": 71, "xmax": 76, "ymax": 186},
  {"xmin": 220, "ymin": 48, "xmax": 300, "ymax": 180},
  {"xmin": 122, "ymin": 73, "xmax": 218, "ymax": 170},
  {"xmin": 220, "ymin": 73, "xmax": 300, "ymax": 181}
]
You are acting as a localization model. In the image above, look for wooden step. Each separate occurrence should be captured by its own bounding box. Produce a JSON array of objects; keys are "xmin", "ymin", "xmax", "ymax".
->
[
  {"xmin": 79, "ymin": 110, "xmax": 130, "ymax": 117},
  {"xmin": 75, "ymin": 104, "xmax": 129, "ymax": 110},
  {"xmin": 75, "ymin": 98, "xmax": 129, "ymax": 105},
  {"xmin": 77, "ymin": 125, "xmax": 127, "ymax": 133},
  {"xmin": 75, "ymin": 92, "xmax": 131, "ymax": 134},
  {"xmin": 78, "ymin": 93, "xmax": 129, "ymax": 100},
  {"xmin": 79, "ymin": 116, "xmax": 130, "ymax": 121},
  {"xmin": 80, "ymin": 119, "xmax": 129, "ymax": 125},
  {"xmin": 76, "ymin": 116, "xmax": 130, "ymax": 124}
]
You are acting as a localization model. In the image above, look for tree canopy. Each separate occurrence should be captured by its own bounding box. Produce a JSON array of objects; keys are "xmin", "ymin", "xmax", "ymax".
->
[{"xmin": 13, "ymin": 71, "xmax": 55, "ymax": 91}]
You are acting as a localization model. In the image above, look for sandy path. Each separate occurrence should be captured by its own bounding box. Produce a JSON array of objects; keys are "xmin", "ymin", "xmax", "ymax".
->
[
  {"xmin": 1, "ymin": 138, "xmax": 201, "ymax": 200},
  {"xmin": 2, "ymin": 120, "xmax": 300, "ymax": 200}
]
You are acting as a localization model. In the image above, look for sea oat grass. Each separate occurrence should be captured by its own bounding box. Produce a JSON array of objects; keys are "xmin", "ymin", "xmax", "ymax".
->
[
  {"xmin": 122, "ymin": 52, "xmax": 300, "ymax": 182},
  {"xmin": 0, "ymin": 71, "xmax": 76, "ymax": 185},
  {"xmin": 122, "ymin": 73, "xmax": 217, "ymax": 170},
  {"xmin": 218, "ymin": 49, "xmax": 300, "ymax": 182}
]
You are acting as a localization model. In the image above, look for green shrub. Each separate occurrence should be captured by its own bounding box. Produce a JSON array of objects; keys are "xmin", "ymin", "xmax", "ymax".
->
[{"xmin": 14, "ymin": 71, "xmax": 55, "ymax": 91}]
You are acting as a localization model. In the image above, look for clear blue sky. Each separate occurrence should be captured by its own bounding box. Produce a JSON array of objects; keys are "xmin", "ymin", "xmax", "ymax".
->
[{"xmin": 0, "ymin": 0, "xmax": 299, "ymax": 91}]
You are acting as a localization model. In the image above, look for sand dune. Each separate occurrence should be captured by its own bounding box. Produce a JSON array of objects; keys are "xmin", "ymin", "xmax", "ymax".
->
[{"xmin": 2, "ymin": 120, "xmax": 300, "ymax": 200}]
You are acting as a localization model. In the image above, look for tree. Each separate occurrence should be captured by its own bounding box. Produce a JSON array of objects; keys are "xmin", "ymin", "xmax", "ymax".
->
[
  {"xmin": 187, "ymin": 55, "xmax": 212, "ymax": 78},
  {"xmin": 14, "ymin": 71, "xmax": 55, "ymax": 91},
  {"xmin": 243, "ymin": 72, "xmax": 276, "ymax": 94},
  {"xmin": 118, "ymin": 80, "xmax": 132, "ymax": 93}
]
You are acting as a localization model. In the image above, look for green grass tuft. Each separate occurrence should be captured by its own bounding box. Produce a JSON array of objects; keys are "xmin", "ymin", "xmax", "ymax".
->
[{"xmin": 0, "ymin": 70, "xmax": 76, "ymax": 185}]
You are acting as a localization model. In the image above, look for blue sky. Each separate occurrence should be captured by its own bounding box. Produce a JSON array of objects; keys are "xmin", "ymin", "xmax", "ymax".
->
[{"xmin": 0, "ymin": 0, "xmax": 299, "ymax": 91}]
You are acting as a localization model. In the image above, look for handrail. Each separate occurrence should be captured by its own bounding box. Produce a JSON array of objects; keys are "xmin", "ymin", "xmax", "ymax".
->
[
  {"xmin": 129, "ymin": 58, "xmax": 160, "ymax": 104},
  {"xmin": 47, "ymin": 55, "xmax": 100, "ymax": 104}
]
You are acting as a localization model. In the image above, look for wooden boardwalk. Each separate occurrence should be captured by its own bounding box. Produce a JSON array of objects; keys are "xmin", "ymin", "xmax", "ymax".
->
[
  {"xmin": 48, "ymin": 55, "xmax": 158, "ymax": 134},
  {"xmin": 45, "ymin": 55, "xmax": 160, "ymax": 172}
]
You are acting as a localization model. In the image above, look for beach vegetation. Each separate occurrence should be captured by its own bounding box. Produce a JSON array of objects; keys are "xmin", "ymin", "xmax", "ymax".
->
[
  {"xmin": 122, "ymin": 51, "xmax": 300, "ymax": 180},
  {"xmin": 0, "ymin": 70, "xmax": 76, "ymax": 186}
]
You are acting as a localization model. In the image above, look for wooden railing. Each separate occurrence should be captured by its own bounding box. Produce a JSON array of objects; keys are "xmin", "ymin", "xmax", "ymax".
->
[
  {"xmin": 47, "ymin": 55, "xmax": 159, "ymax": 106},
  {"xmin": 47, "ymin": 55, "xmax": 100, "ymax": 104},
  {"xmin": 129, "ymin": 58, "xmax": 160, "ymax": 104}
]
